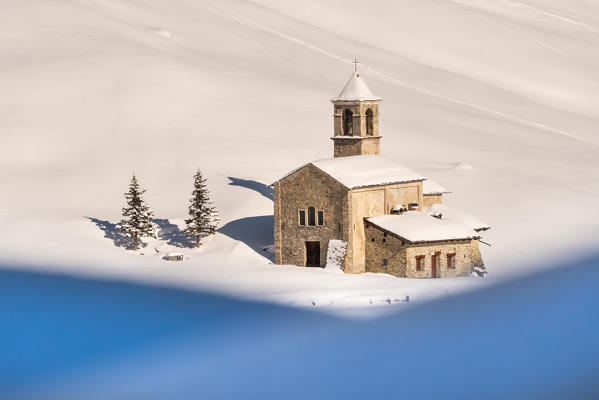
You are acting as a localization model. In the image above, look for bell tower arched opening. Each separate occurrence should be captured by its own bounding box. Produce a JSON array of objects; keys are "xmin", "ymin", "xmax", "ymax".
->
[
  {"xmin": 343, "ymin": 109, "xmax": 353, "ymax": 136},
  {"xmin": 366, "ymin": 108, "xmax": 374, "ymax": 136}
]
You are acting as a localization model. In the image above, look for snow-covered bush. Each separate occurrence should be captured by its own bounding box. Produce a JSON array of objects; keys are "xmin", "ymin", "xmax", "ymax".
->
[{"xmin": 325, "ymin": 240, "xmax": 347, "ymax": 272}]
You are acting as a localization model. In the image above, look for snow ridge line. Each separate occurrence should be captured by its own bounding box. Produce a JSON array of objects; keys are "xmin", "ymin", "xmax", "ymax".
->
[
  {"xmin": 495, "ymin": 0, "xmax": 599, "ymax": 33},
  {"xmin": 206, "ymin": 3, "xmax": 599, "ymax": 147},
  {"xmin": 446, "ymin": 0, "xmax": 599, "ymax": 33},
  {"xmin": 362, "ymin": 66, "xmax": 599, "ymax": 147},
  {"xmin": 444, "ymin": 0, "xmax": 599, "ymax": 68}
]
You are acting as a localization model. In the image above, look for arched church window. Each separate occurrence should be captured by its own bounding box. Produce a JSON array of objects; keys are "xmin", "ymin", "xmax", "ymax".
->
[
  {"xmin": 307, "ymin": 206, "xmax": 316, "ymax": 226},
  {"xmin": 343, "ymin": 109, "xmax": 353, "ymax": 136},
  {"xmin": 366, "ymin": 108, "xmax": 374, "ymax": 136}
]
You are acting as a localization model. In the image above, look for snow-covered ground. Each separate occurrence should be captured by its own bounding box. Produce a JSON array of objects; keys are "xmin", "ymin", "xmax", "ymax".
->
[{"xmin": 1, "ymin": 0, "xmax": 598, "ymax": 316}]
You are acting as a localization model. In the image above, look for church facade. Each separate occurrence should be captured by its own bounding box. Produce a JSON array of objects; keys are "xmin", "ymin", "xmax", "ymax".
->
[{"xmin": 273, "ymin": 70, "xmax": 488, "ymax": 278}]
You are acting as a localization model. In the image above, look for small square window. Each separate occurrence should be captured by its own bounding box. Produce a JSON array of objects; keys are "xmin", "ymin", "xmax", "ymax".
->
[
  {"xmin": 382, "ymin": 238, "xmax": 386, "ymax": 243},
  {"xmin": 299, "ymin": 210, "xmax": 306, "ymax": 226},
  {"xmin": 371, "ymin": 238, "xmax": 375, "ymax": 242},
  {"xmin": 447, "ymin": 253, "xmax": 456, "ymax": 269}
]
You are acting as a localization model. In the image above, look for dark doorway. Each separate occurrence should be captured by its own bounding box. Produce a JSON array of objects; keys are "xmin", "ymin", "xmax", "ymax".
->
[
  {"xmin": 431, "ymin": 252, "xmax": 440, "ymax": 278},
  {"xmin": 305, "ymin": 241, "xmax": 321, "ymax": 267}
]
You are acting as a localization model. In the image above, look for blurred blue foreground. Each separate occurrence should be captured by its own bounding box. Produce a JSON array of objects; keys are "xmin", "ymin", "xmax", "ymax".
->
[{"xmin": 1, "ymin": 258, "xmax": 598, "ymax": 399}]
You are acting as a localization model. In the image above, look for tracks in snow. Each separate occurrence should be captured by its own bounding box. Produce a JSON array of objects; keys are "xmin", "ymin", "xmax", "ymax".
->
[
  {"xmin": 206, "ymin": 1, "xmax": 599, "ymax": 147},
  {"xmin": 444, "ymin": 0, "xmax": 599, "ymax": 69}
]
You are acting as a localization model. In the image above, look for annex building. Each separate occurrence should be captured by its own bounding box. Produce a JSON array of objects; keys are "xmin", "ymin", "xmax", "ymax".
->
[{"xmin": 272, "ymin": 69, "xmax": 489, "ymax": 278}]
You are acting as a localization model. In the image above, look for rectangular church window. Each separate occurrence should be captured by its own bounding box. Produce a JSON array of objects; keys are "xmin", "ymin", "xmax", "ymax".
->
[
  {"xmin": 299, "ymin": 210, "xmax": 306, "ymax": 226},
  {"xmin": 317, "ymin": 211, "xmax": 324, "ymax": 226},
  {"xmin": 383, "ymin": 259, "xmax": 388, "ymax": 266}
]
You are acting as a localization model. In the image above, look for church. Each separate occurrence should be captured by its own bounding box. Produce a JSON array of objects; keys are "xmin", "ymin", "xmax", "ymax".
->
[{"xmin": 272, "ymin": 69, "xmax": 489, "ymax": 278}]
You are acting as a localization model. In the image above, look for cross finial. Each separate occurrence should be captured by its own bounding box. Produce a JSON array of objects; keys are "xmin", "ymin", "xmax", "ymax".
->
[{"xmin": 353, "ymin": 58, "xmax": 359, "ymax": 73}]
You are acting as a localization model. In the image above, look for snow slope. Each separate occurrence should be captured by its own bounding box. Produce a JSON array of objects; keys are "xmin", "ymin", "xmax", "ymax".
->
[{"xmin": 0, "ymin": 0, "xmax": 598, "ymax": 314}]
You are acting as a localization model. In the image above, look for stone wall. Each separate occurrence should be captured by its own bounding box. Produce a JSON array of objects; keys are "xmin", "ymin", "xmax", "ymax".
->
[
  {"xmin": 358, "ymin": 137, "xmax": 381, "ymax": 155},
  {"xmin": 470, "ymin": 239, "xmax": 484, "ymax": 270},
  {"xmin": 364, "ymin": 223, "xmax": 407, "ymax": 277},
  {"xmin": 404, "ymin": 240, "xmax": 477, "ymax": 278},
  {"xmin": 274, "ymin": 165, "xmax": 349, "ymax": 267},
  {"xmin": 365, "ymin": 223, "xmax": 478, "ymax": 278},
  {"xmin": 333, "ymin": 138, "xmax": 362, "ymax": 157},
  {"xmin": 332, "ymin": 137, "xmax": 380, "ymax": 157}
]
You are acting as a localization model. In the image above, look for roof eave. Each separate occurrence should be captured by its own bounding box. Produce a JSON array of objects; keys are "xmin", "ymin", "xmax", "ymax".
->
[
  {"xmin": 365, "ymin": 218, "xmax": 481, "ymax": 243},
  {"xmin": 350, "ymin": 178, "xmax": 425, "ymax": 190}
]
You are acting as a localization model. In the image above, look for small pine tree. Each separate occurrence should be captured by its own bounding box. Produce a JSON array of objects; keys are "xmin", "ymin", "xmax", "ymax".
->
[
  {"xmin": 185, "ymin": 169, "xmax": 220, "ymax": 247},
  {"xmin": 120, "ymin": 173, "xmax": 157, "ymax": 250}
]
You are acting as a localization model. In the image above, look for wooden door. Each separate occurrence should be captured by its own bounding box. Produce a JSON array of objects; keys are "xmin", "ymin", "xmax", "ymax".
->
[
  {"xmin": 305, "ymin": 241, "xmax": 321, "ymax": 267},
  {"xmin": 431, "ymin": 252, "xmax": 440, "ymax": 278}
]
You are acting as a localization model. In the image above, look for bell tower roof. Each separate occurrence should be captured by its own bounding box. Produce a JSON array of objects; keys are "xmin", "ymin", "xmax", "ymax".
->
[{"xmin": 332, "ymin": 71, "xmax": 381, "ymax": 102}]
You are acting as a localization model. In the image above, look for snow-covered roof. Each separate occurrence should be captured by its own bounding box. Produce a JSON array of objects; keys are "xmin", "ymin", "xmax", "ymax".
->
[
  {"xmin": 332, "ymin": 72, "xmax": 381, "ymax": 102},
  {"xmin": 367, "ymin": 212, "xmax": 479, "ymax": 243},
  {"xmin": 425, "ymin": 204, "xmax": 490, "ymax": 232},
  {"xmin": 423, "ymin": 179, "xmax": 449, "ymax": 195},
  {"xmin": 306, "ymin": 155, "xmax": 424, "ymax": 189}
]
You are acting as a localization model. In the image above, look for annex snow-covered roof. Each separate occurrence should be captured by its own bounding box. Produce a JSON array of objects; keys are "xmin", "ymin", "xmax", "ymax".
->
[
  {"xmin": 423, "ymin": 179, "xmax": 449, "ymax": 195},
  {"xmin": 286, "ymin": 155, "xmax": 424, "ymax": 189},
  {"xmin": 332, "ymin": 72, "xmax": 381, "ymax": 101},
  {"xmin": 367, "ymin": 213, "xmax": 479, "ymax": 243},
  {"xmin": 425, "ymin": 204, "xmax": 490, "ymax": 232}
]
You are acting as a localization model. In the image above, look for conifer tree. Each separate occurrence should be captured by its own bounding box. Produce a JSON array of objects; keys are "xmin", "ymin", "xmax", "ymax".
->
[
  {"xmin": 120, "ymin": 173, "xmax": 157, "ymax": 250},
  {"xmin": 185, "ymin": 169, "xmax": 220, "ymax": 248}
]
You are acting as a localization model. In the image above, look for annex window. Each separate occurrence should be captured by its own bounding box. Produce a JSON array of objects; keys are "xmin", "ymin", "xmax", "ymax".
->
[
  {"xmin": 317, "ymin": 210, "xmax": 324, "ymax": 226},
  {"xmin": 366, "ymin": 108, "xmax": 374, "ymax": 136},
  {"xmin": 307, "ymin": 206, "xmax": 316, "ymax": 226},
  {"xmin": 343, "ymin": 109, "xmax": 353, "ymax": 136},
  {"xmin": 383, "ymin": 258, "xmax": 388, "ymax": 266},
  {"xmin": 447, "ymin": 253, "xmax": 456, "ymax": 269},
  {"xmin": 298, "ymin": 210, "xmax": 306, "ymax": 226},
  {"xmin": 416, "ymin": 255, "xmax": 425, "ymax": 271}
]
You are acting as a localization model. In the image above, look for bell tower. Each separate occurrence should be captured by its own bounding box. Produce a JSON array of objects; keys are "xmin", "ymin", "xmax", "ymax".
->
[{"xmin": 331, "ymin": 66, "xmax": 382, "ymax": 157}]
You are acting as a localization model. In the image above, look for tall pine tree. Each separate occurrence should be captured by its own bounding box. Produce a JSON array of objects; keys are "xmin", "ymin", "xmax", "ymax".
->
[
  {"xmin": 185, "ymin": 169, "xmax": 220, "ymax": 247},
  {"xmin": 120, "ymin": 173, "xmax": 157, "ymax": 250}
]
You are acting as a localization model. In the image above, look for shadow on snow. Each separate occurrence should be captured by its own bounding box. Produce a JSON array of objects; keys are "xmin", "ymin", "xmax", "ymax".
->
[
  {"xmin": 154, "ymin": 219, "xmax": 196, "ymax": 248},
  {"xmin": 87, "ymin": 217, "xmax": 196, "ymax": 250},
  {"xmin": 86, "ymin": 217, "xmax": 136, "ymax": 250},
  {"xmin": 227, "ymin": 177, "xmax": 273, "ymax": 201},
  {"xmin": 218, "ymin": 215, "xmax": 274, "ymax": 262}
]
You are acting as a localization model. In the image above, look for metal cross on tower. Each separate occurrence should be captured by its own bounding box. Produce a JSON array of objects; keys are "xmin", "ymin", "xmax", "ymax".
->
[{"xmin": 353, "ymin": 58, "xmax": 359, "ymax": 72}]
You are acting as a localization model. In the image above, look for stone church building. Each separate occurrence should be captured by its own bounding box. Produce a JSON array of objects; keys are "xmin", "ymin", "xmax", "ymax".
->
[{"xmin": 273, "ymin": 70, "xmax": 488, "ymax": 278}]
